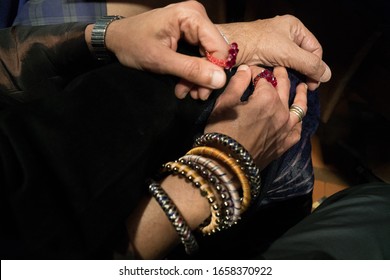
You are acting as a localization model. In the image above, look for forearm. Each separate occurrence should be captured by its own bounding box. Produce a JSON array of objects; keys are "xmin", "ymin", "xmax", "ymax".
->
[{"xmin": 127, "ymin": 175, "xmax": 210, "ymax": 259}]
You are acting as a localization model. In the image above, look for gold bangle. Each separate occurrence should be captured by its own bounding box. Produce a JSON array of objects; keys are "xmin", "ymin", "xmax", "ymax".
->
[
  {"xmin": 162, "ymin": 161, "xmax": 223, "ymax": 235},
  {"xmin": 187, "ymin": 146, "xmax": 251, "ymax": 212}
]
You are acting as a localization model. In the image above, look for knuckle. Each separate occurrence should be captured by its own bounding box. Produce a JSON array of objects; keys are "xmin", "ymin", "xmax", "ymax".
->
[{"xmin": 182, "ymin": 59, "xmax": 203, "ymax": 81}]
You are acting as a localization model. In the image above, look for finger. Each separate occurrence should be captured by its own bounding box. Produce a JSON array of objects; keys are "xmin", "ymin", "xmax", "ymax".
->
[
  {"xmin": 306, "ymin": 78, "xmax": 320, "ymax": 91},
  {"xmin": 287, "ymin": 45, "xmax": 332, "ymax": 84},
  {"xmin": 289, "ymin": 82, "xmax": 308, "ymax": 125},
  {"xmin": 179, "ymin": 1, "xmax": 230, "ymax": 60},
  {"xmin": 175, "ymin": 79, "xmax": 194, "ymax": 99},
  {"xmin": 198, "ymin": 87, "xmax": 213, "ymax": 101},
  {"xmin": 158, "ymin": 49, "xmax": 227, "ymax": 90},
  {"xmin": 216, "ymin": 64, "xmax": 251, "ymax": 106},
  {"xmin": 286, "ymin": 125, "xmax": 303, "ymax": 149},
  {"xmin": 292, "ymin": 23, "xmax": 332, "ymax": 83},
  {"xmin": 190, "ymin": 87, "xmax": 200, "ymax": 100},
  {"xmin": 272, "ymin": 67, "xmax": 290, "ymax": 108},
  {"xmin": 249, "ymin": 66, "xmax": 277, "ymax": 95}
]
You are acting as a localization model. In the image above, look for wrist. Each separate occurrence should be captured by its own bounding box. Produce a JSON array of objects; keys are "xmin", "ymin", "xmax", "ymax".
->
[
  {"xmin": 161, "ymin": 175, "xmax": 210, "ymax": 230},
  {"xmin": 216, "ymin": 22, "xmax": 251, "ymax": 66},
  {"xmin": 88, "ymin": 15, "xmax": 124, "ymax": 61}
]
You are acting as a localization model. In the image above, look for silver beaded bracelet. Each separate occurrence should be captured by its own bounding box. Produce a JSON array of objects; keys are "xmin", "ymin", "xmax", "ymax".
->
[{"xmin": 148, "ymin": 181, "xmax": 199, "ymax": 255}]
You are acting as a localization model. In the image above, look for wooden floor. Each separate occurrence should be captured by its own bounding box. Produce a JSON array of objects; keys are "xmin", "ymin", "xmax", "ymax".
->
[{"xmin": 311, "ymin": 134, "xmax": 349, "ymax": 207}]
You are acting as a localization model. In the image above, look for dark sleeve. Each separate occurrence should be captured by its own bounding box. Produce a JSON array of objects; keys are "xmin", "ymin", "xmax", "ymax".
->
[
  {"xmin": 260, "ymin": 183, "xmax": 390, "ymax": 259},
  {"xmin": 0, "ymin": 23, "xmax": 99, "ymax": 104},
  {"xmin": 0, "ymin": 63, "xmax": 210, "ymax": 259}
]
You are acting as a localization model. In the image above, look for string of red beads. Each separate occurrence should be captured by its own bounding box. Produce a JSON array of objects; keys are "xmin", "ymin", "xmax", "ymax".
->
[
  {"xmin": 253, "ymin": 69, "xmax": 277, "ymax": 88},
  {"xmin": 205, "ymin": 42, "xmax": 239, "ymax": 70}
]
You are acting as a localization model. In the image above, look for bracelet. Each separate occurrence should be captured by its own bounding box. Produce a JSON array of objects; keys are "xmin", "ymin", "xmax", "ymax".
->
[
  {"xmin": 179, "ymin": 155, "xmax": 240, "ymax": 227},
  {"xmin": 194, "ymin": 133, "xmax": 262, "ymax": 199},
  {"xmin": 91, "ymin": 15, "xmax": 123, "ymax": 61},
  {"xmin": 148, "ymin": 181, "xmax": 199, "ymax": 255},
  {"xmin": 186, "ymin": 146, "xmax": 251, "ymax": 212},
  {"xmin": 161, "ymin": 161, "xmax": 223, "ymax": 235}
]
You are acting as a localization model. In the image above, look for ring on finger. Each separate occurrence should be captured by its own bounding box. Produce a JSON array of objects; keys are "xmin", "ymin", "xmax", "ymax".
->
[
  {"xmin": 253, "ymin": 69, "xmax": 277, "ymax": 88},
  {"xmin": 289, "ymin": 104, "xmax": 305, "ymax": 122}
]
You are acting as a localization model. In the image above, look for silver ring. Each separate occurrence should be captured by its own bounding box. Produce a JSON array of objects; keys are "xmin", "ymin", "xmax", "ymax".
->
[{"xmin": 289, "ymin": 104, "xmax": 305, "ymax": 122}]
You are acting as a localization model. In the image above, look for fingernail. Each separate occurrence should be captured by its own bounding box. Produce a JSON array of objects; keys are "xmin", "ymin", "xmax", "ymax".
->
[
  {"xmin": 237, "ymin": 64, "xmax": 249, "ymax": 72},
  {"xmin": 302, "ymin": 83, "xmax": 308, "ymax": 89},
  {"xmin": 210, "ymin": 70, "xmax": 226, "ymax": 88},
  {"xmin": 175, "ymin": 90, "xmax": 188, "ymax": 99},
  {"xmin": 320, "ymin": 64, "xmax": 332, "ymax": 82}
]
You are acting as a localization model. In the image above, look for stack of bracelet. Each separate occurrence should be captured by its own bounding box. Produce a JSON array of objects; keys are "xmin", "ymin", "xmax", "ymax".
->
[
  {"xmin": 194, "ymin": 132, "xmax": 262, "ymax": 199},
  {"xmin": 148, "ymin": 133, "xmax": 260, "ymax": 254}
]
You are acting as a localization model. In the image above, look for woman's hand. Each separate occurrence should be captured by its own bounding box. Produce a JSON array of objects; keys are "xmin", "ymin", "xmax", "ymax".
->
[
  {"xmin": 205, "ymin": 65, "xmax": 307, "ymax": 170},
  {"xmin": 217, "ymin": 15, "xmax": 332, "ymax": 91},
  {"xmin": 99, "ymin": 1, "xmax": 229, "ymax": 95}
]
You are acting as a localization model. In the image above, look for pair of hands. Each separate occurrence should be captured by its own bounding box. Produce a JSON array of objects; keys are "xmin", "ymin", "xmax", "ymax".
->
[
  {"xmin": 103, "ymin": 1, "xmax": 331, "ymax": 99},
  {"xmin": 99, "ymin": 0, "xmax": 319, "ymax": 168}
]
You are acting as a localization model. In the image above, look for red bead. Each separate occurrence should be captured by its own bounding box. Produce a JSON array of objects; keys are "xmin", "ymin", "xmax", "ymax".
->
[
  {"xmin": 253, "ymin": 69, "xmax": 277, "ymax": 88},
  {"xmin": 205, "ymin": 42, "xmax": 239, "ymax": 70}
]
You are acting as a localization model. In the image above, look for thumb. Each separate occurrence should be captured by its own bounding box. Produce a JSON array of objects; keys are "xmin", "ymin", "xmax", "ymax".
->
[{"xmin": 158, "ymin": 48, "xmax": 227, "ymax": 89}]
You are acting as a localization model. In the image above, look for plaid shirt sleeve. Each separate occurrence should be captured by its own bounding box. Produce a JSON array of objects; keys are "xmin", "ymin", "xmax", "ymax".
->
[{"xmin": 13, "ymin": 0, "xmax": 107, "ymax": 26}]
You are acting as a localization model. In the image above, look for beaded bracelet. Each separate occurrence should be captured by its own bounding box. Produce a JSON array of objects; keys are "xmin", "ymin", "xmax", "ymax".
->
[
  {"xmin": 179, "ymin": 154, "xmax": 240, "ymax": 227},
  {"xmin": 148, "ymin": 181, "xmax": 199, "ymax": 255},
  {"xmin": 161, "ymin": 161, "xmax": 223, "ymax": 235},
  {"xmin": 194, "ymin": 133, "xmax": 262, "ymax": 199},
  {"xmin": 186, "ymin": 146, "xmax": 251, "ymax": 212}
]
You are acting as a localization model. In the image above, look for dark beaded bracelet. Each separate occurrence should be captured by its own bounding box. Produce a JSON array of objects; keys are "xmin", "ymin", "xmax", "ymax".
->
[
  {"xmin": 194, "ymin": 133, "xmax": 262, "ymax": 199},
  {"xmin": 148, "ymin": 181, "xmax": 199, "ymax": 255},
  {"xmin": 179, "ymin": 155, "xmax": 237, "ymax": 229}
]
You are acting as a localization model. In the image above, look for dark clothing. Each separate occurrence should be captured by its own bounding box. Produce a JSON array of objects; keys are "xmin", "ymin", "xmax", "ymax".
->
[
  {"xmin": 0, "ymin": 24, "xmax": 316, "ymax": 259},
  {"xmin": 0, "ymin": 0, "xmax": 28, "ymax": 28},
  {"xmin": 261, "ymin": 183, "xmax": 390, "ymax": 260}
]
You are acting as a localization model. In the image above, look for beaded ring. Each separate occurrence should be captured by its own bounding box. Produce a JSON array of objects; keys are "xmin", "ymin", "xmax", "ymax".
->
[
  {"xmin": 253, "ymin": 69, "xmax": 277, "ymax": 88},
  {"xmin": 205, "ymin": 42, "xmax": 239, "ymax": 70},
  {"xmin": 186, "ymin": 146, "xmax": 251, "ymax": 212},
  {"xmin": 148, "ymin": 181, "xmax": 199, "ymax": 255},
  {"xmin": 162, "ymin": 161, "xmax": 223, "ymax": 235},
  {"xmin": 179, "ymin": 154, "xmax": 240, "ymax": 227},
  {"xmin": 194, "ymin": 133, "xmax": 261, "ymax": 199}
]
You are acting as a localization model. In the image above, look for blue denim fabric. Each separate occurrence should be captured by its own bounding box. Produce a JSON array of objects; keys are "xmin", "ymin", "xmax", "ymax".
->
[{"xmin": 13, "ymin": 0, "xmax": 106, "ymax": 26}]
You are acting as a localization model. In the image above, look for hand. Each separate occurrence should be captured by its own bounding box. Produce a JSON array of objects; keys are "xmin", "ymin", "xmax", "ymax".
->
[
  {"xmin": 100, "ymin": 1, "xmax": 229, "ymax": 97},
  {"xmin": 217, "ymin": 15, "xmax": 332, "ymax": 90},
  {"xmin": 205, "ymin": 65, "xmax": 308, "ymax": 170}
]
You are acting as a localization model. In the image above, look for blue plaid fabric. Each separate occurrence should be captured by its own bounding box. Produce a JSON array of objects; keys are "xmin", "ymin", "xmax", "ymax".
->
[{"xmin": 13, "ymin": 0, "xmax": 107, "ymax": 26}]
